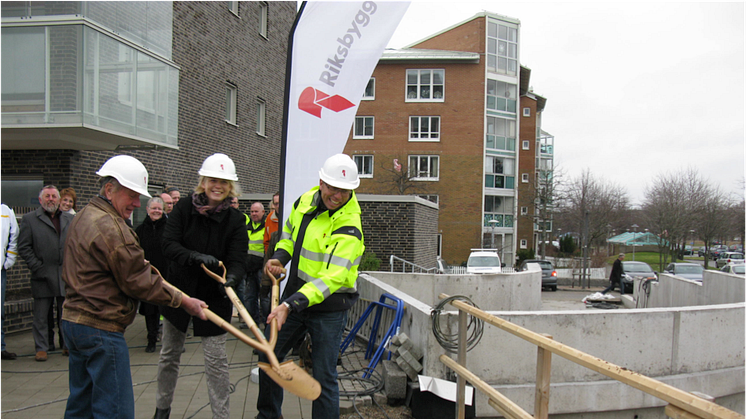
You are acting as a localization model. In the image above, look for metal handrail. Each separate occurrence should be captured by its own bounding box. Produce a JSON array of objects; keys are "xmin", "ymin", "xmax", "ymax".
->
[
  {"xmin": 389, "ymin": 255, "xmax": 439, "ymax": 274},
  {"xmin": 438, "ymin": 293, "xmax": 743, "ymax": 419}
]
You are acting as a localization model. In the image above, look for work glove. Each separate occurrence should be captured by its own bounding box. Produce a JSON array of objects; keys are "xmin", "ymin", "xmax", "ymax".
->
[
  {"xmin": 191, "ymin": 252, "xmax": 219, "ymax": 270},
  {"xmin": 218, "ymin": 273, "xmax": 239, "ymax": 298},
  {"xmin": 224, "ymin": 273, "xmax": 238, "ymax": 289}
]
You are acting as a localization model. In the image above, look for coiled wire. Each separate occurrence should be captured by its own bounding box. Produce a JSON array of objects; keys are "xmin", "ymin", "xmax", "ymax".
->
[{"xmin": 431, "ymin": 295, "xmax": 484, "ymax": 353}]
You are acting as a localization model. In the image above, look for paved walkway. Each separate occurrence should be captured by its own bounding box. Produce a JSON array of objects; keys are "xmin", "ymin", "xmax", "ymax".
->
[{"xmin": 1, "ymin": 314, "xmax": 376, "ymax": 419}]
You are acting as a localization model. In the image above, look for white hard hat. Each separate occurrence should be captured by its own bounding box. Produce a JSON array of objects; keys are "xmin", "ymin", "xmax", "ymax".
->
[
  {"xmin": 96, "ymin": 155, "xmax": 151, "ymax": 197},
  {"xmin": 319, "ymin": 154, "xmax": 359, "ymax": 190},
  {"xmin": 198, "ymin": 153, "xmax": 238, "ymax": 181}
]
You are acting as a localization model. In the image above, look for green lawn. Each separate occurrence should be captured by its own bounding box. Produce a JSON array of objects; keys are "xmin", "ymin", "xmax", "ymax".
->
[{"xmin": 605, "ymin": 252, "xmax": 716, "ymax": 271}]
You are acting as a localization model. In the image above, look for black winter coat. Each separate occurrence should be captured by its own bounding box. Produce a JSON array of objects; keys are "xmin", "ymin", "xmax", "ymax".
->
[
  {"xmin": 135, "ymin": 216, "xmax": 168, "ymax": 316},
  {"xmin": 160, "ymin": 196, "xmax": 248, "ymax": 336}
]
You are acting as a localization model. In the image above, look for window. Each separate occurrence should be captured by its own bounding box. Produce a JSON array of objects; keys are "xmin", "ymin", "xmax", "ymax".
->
[
  {"xmin": 409, "ymin": 116, "xmax": 440, "ymax": 141},
  {"xmin": 409, "ymin": 155, "xmax": 439, "ymax": 180},
  {"xmin": 256, "ymin": 98, "xmax": 266, "ymax": 136},
  {"xmin": 487, "ymin": 20, "xmax": 518, "ymax": 76},
  {"xmin": 353, "ymin": 155, "xmax": 373, "ymax": 178},
  {"xmin": 523, "ymin": 107, "xmax": 531, "ymax": 117},
  {"xmin": 520, "ymin": 239, "xmax": 528, "ymax": 249},
  {"xmin": 521, "ymin": 206, "xmax": 528, "ymax": 215},
  {"xmin": 259, "ymin": 2, "xmax": 268, "ymax": 38},
  {"xmin": 363, "ymin": 78, "xmax": 375, "ymax": 100},
  {"xmin": 228, "ymin": 1, "xmax": 239, "ymax": 16},
  {"xmin": 353, "ymin": 116, "xmax": 374, "ymax": 139},
  {"xmin": 0, "ymin": 178, "xmax": 44, "ymax": 208},
  {"xmin": 225, "ymin": 83, "xmax": 237, "ymax": 125},
  {"xmin": 486, "ymin": 116, "xmax": 516, "ymax": 151},
  {"xmin": 486, "ymin": 80, "xmax": 517, "ymax": 113},
  {"xmin": 418, "ymin": 194, "xmax": 439, "ymax": 204},
  {"xmin": 483, "ymin": 196, "xmax": 514, "ymax": 227},
  {"xmin": 522, "ymin": 140, "xmax": 530, "ymax": 150},
  {"xmin": 522, "ymin": 173, "xmax": 529, "ymax": 183},
  {"xmin": 406, "ymin": 69, "xmax": 444, "ymax": 101},
  {"xmin": 484, "ymin": 156, "xmax": 515, "ymax": 189}
]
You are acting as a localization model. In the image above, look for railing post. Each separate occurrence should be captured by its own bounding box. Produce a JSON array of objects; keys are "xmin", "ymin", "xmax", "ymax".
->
[
  {"xmin": 457, "ymin": 309, "xmax": 467, "ymax": 419},
  {"xmin": 534, "ymin": 333, "xmax": 553, "ymax": 419}
]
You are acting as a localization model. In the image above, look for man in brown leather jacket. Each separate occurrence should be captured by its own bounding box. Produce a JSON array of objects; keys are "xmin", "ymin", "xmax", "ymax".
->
[{"xmin": 61, "ymin": 155, "xmax": 207, "ymax": 419}]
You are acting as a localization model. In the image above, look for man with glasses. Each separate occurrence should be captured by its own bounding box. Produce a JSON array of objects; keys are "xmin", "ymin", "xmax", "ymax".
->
[{"xmin": 258, "ymin": 154, "xmax": 365, "ymax": 419}]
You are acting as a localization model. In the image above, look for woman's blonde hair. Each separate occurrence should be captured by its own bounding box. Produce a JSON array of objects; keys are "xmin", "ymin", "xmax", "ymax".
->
[{"xmin": 194, "ymin": 176, "xmax": 241, "ymax": 198}]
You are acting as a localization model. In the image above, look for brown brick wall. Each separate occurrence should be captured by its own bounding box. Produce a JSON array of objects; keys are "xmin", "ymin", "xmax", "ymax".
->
[
  {"xmin": 344, "ymin": 56, "xmax": 486, "ymax": 266},
  {"xmin": 517, "ymin": 96, "xmax": 538, "ymax": 249}
]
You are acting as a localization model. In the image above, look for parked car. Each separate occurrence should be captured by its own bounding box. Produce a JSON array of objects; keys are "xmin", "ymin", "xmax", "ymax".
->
[
  {"xmin": 621, "ymin": 261, "xmax": 657, "ymax": 293},
  {"xmin": 697, "ymin": 246, "xmax": 707, "ymax": 257},
  {"xmin": 710, "ymin": 245, "xmax": 729, "ymax": 260},
  {"xmin": 720, "ymin": 263, "xmax": 746, "ymax": 275},
  {"xmin": 716, "ymin": 252, "xmax": 744, "ymax": 269},
  {"xmin": 518, "ymin": 259, "xmax": 558, "ymax": 291},
  {"xmin": 663, "ymin": 263, "xmax": 704, "ymax": 282},
  {"xmin": 466, "ymin": 249, "xmax": 502, "ymax": 274},
  {"xmin": 682, "ymin": 245, "xmax": 693, "ymax": 256}
]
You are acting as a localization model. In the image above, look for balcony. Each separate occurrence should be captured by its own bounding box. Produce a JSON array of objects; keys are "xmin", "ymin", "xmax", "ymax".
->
[{"xmin": 2, "ymin": 13, "xmax": 178, "ymax": 150}]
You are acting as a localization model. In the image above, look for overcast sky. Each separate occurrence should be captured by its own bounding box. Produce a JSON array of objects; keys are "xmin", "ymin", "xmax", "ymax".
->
[{"xmin": 383, "ymin": 1, "xmax": 745, "ymax": 206}]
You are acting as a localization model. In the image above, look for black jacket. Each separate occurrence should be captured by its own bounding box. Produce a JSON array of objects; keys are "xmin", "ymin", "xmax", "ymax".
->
[
  {"xmin": 160, "ymin": 196, "xmax": 248, "ymax": 336},
  {"xmin": 610, "ymin": 258, "xmax": 624, "ymax": 283},
  {"xmin": 135, "ymin": 216, "xmax": 168, "ymax": 316}
]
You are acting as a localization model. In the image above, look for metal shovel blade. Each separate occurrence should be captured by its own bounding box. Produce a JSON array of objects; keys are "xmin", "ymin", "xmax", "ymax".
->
[{"xmin": 258, "ymin": 360, "xmax": 321, "ymax": 400}]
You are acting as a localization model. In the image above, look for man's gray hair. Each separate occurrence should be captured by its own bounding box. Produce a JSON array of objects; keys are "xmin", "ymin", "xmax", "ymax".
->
[
  {"xmin": 38, "ymin": 185, "xmax": 59, "ymax": 198},
  {"xmin": 619, "ymin": 253, "xmax": 625, "ymax": 258},
  {"xmin": 99, "ymin": 177, "xmax": 122, "ymax": 195}
]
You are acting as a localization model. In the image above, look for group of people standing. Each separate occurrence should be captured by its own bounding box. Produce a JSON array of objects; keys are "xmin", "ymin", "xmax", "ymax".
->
[
  {"xmin": 1, "ymin": 185, "xmax": 77, "ymax": 361},
  {"xmin": 2, "ymin": 151, "xmax": 366, "ymax": 419}
]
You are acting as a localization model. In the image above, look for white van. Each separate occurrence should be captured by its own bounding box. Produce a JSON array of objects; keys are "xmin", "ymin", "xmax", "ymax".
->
[{"xmin": 466, "ymin": 249, "xmax": 502, "ymax": 274}]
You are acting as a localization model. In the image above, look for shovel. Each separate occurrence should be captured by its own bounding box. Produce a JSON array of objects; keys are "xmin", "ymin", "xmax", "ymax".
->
[{"xmin": 199, "ymin": 262, "xmax": 321, "ymax": 401}]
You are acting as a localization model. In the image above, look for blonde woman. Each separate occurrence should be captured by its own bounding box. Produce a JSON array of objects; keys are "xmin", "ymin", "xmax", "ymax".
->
[{"xmin": 154, "ymin": 154, "xmax": 247, "ymax": 419}]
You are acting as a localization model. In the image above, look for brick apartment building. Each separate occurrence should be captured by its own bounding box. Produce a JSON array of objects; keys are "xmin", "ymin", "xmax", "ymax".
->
[{"xmin": 344, "ymin": 11, "xmax": 554, "ymax": 266}]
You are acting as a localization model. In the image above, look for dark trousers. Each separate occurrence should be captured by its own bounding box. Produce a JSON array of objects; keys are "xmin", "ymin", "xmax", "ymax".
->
[
  {"xmin": 601, "ymin": 279, "xmax": 623, "ymax": 294},
  {"xmin": 145, "ymin": 313, "xmax": 160, "ymax": 344}
]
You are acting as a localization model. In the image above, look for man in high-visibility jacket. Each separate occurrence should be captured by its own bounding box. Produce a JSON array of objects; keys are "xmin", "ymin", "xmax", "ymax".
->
[
  {"xmin": 243, "ymin": 202, "xmax": 265, "ymax": 323},
  {"xmin": 259, "ymin": 154, "xmax": 364, "ymax": 419}
]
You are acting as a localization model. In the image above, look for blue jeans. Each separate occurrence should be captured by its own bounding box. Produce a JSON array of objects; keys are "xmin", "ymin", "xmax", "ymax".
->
[
  {"xmin": 62, "ymin": 320, "xmax": 134, "ymax": 419},
  {"xmin": 1, "ymin": 269, "xmax": 6, "ymax": 352},
  {"xmin": 257, "ymin": 309, "xmax": 347, "ymax": 419},
  {"xmin": 237, "ymin": 270, "xmax": 262, "ymax": 323}
]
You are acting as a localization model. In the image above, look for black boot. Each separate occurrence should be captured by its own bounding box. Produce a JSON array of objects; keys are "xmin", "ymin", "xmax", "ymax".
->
[
  {"xmin": 145, "ymin": 340, "xmax": 156, "ymax": 353},
  {"xmin": 153, "ymin": 407, "xmax": 170, "ymax": 419}
]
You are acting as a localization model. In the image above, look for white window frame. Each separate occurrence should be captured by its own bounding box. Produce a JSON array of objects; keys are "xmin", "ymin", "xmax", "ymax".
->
[
  {"xmin": 520, "ymin": 206, "xmax": 528, "ymax": 215},
  {"xmin": 362, "ymin": 78, "xmax": 375, "ymax": 100},
  {"xmin": 409, "ymin": 155, "xmax": 439, "ymax": 181},
  {"xmin": 522, "ymin": 173, "xmax": 529, "ymax": 183},
  {"xmin": 522, "ymin": 140, "xmax": 530, "ymax": 150},
  {"xmin": 523, "ymin": 107, "xmax": 531, "ymax": 117},
  {"xmin": 520, "ymin": 239, "xmax": 528, "ymax": 249},
  {"xmin": 353, "ymin": 155, "xmax": 374, "ymax": 178},
  {"xmin": 409, "ymin": 116, "xmax": 440, "ymax": 142},
  {"xmin": 256, "ymin": 98, "xmax": 266, "ymax": 136},
  {"xmin": 225, "ymin": 83, "xmax": 237, "ymax": 125},
  {"xmin": 418, "ymin": 194, "xmax": 439, "ymax": 204},
  {"xmin": 406, "ymin": 69, "xmax": 445, "ymax": 102},
  {"xmin": 228, "ymin": 1, "xmax": 239, "ymax": 16},
  {"xmin": 353, "ymin": 116, "xmax": 374, "ymax": 139},
  {"xmin": 259, "ymin": 2, "xmax": 268, "ymax": 38}
]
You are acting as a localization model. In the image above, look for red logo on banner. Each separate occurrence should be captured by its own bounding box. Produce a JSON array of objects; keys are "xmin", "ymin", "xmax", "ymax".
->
[
  {"xmin": 342, "ymin": 170, "xmax": 346, "ymax": 177},
  {"xmin": 299, "ymin": 87, "xmax": 355, "ymax": 118}
]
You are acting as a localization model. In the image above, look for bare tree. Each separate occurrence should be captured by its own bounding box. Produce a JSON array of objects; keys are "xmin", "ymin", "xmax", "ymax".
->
[
  {"xmin": 376, "ymin": 157, "xmax": 429, "ymax": 195},
  {"xmin": 555, "ymin": 169, "xmax": 629, "ymax": 257},
  {"xmin": 517, "ymin": 165, "xmax": 564, "ymax": 259},
  {"xmin": 642, "ymin": 167, "xmax": 722, "ymax": 269},
  {"xmin": 694, "ymin": 187, "xmax": 731, "ymax": 269}
]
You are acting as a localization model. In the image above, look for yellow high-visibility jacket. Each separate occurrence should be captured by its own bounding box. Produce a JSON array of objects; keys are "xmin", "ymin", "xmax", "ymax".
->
[{"xmin": 275, "ymin": 187, "xmax": 364, "ymax": 312}]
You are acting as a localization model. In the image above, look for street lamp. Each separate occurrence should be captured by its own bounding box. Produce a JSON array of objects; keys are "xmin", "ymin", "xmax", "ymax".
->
[
  {"xmin": 689, "ymin": 229, "xmax": 696, "ymax": 257},
  {"xmin": 631, "ymin": 224, "xmax": 639, "ymax": 261}
]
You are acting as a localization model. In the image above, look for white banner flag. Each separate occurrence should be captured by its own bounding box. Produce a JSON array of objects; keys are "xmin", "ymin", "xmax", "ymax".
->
[{"xmin": 281, "ymin": 1, "xmax": 410, "ymax": 218}]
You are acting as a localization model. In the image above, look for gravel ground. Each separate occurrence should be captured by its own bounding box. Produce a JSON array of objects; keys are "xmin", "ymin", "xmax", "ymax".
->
[{"xmin": 340, "ymin": 404, "xmax": 413, "ymax": 419}]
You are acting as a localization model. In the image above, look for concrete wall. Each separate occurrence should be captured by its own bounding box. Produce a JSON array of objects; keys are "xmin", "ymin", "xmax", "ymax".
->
[
  {"xmin": 368, "ymin": 271, "xmax": 542, "ymax": 311},
  {"xmin": 646, "ymin": 270, "xmax": 745, "ymax": 308},
  {"xmin": 356, "ymin": 273, "xmax": 745, "ymax": 417}
]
